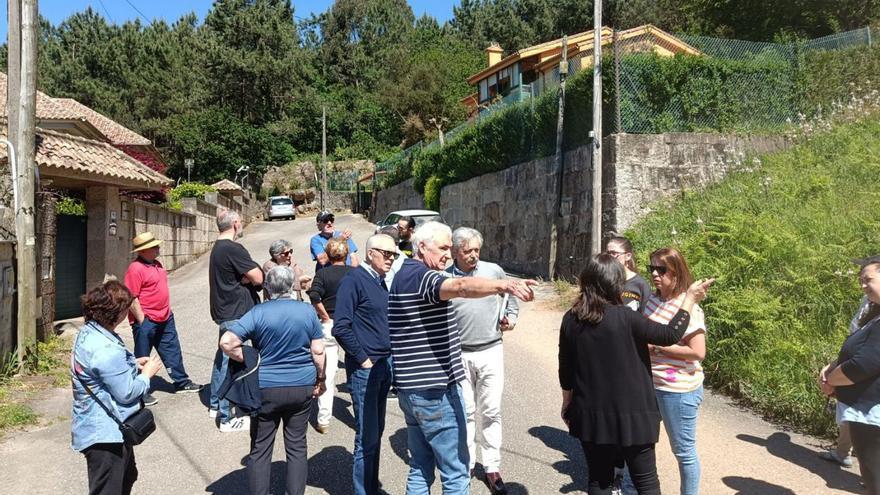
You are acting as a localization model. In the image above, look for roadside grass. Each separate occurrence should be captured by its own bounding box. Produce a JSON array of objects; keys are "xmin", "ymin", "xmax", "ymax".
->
[
  {"xmin": 623, "ymin": 116, "xmax": 880, "ymax": 436},
  {"xmin": 553, "ymin": 279, "xmax": 579, "ymax": 310},
  {"xmin": 0, "ymin": 335, "xmax": 72, "ymax": 436}
]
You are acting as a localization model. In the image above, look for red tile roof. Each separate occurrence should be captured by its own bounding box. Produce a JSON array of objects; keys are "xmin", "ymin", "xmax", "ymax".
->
[
  {"xmin": 0, "ymin": 72, "xmax": 84, "ymax": 121},
  {"xmin": 212, "ymin": 179, "xmax": 243, "ymax": 192},
  {"xmin": 52, "ymin": 98, "xmax": 151, "ymax": 146}
]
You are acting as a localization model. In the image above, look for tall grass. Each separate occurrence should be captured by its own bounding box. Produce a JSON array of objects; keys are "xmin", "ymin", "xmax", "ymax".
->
[{"xmin": 627, "ymin": 116, "xmax": 880, "ymax": 436}]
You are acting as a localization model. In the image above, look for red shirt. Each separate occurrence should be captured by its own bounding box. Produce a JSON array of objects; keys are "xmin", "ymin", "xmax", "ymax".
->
[{"xmin": 124, "ymin": 257, "xmax": 171, "ymax": 323}]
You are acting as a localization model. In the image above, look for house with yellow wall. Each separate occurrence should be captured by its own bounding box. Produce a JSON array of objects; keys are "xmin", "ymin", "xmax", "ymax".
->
[{"xmin": 461, "ymin": 24, "xmax": 701, "ymax": 118}]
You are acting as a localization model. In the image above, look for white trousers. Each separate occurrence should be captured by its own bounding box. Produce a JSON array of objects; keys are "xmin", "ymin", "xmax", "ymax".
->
[
  {"xmin": 317, "ymin": 321, "xmax": 339, "ymax": 426},
  {"xmin": 461, "ymin": 344, "xmax": 505, "ymax": 473}
]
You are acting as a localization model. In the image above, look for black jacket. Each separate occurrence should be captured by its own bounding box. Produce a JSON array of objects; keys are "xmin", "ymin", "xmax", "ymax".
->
[
  {"xmin": 219, "ymin": 345, "xmax": 262, "ymax": 414},
  {"xmin": 837, "ymin": 317, "xmax": 880, "ymax": 408}
]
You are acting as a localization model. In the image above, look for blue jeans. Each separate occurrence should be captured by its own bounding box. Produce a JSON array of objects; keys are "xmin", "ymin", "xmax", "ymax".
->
[
  {"xmin": 397, "ymin": 383, "xmax": 469, "ymax": 495},
  {"xmin": 346, "ymin": 357, "xmax": 392, "ymax": 495},
  {"xmin": 210, "ymin": 320, "xmax": 237, "ymax": 422},
  {"xmin": 656, "ymin": 385, "xmax": 703, "ymax": 495},
  {"xmin": 132, "ymin": 313, "xmax": 191, "ymax": 388}
]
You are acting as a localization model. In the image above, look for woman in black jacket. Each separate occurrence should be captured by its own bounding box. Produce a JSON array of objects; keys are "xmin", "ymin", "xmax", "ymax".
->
[
  {"xmin": 820, "ymin": 256, "xmax": 880, "ymax": 495},
  {"xmin": 558, "ymin": 254, "xmax": 712, "ymax": 495}
]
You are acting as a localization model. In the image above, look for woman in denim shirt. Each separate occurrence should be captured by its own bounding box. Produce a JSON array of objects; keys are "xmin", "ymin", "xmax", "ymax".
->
[{"xmin": 71, "ymin": 280, "xmax": 163, "ymax": 495}]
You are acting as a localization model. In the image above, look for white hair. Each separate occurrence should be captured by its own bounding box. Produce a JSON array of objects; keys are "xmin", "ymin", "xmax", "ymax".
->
[
  {"xmin": 452, "ymin": 227, "xmax": 483, "ymax": 251},
  {"xmin": 216, "ymin": 208, "xmax": 240, "ymax": 232},
  {"xmin": 412, "ymin": 221, "xmax": 452, "ymax": 251},
  {"xmin": 366, "ymin": 234, "xmax": 395, "ymax": 251},
  {"xmin": 264, "ymin": 266, "xmax": 294, "ymax": 300}
]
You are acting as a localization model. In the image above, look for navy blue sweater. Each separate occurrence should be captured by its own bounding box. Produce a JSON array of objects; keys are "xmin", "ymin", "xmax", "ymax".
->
[{"xmin": 331, "ymin": 266, "xmax": 390, "ymax": 365}]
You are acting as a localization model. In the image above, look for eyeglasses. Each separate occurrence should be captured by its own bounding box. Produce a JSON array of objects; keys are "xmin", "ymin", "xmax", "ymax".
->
[
  {"xmin": 606, "ymin": 250, "xmax": 627, "ymax": 257},
  {"xmin": 372, "ymin": 248, "xmax": 400, "ymax": 261},
  {"xmin": 279, "ymin": 250, "xmax": 292, "ymax": 256},
  {"xmin": 647, "ymin": 264, "xmax": 669, "ymax": 276}
]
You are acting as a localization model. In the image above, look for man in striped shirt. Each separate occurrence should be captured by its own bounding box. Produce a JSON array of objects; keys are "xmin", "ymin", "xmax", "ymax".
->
[{"xmin": 388, "ymin": 221, "xmax": 535, "ymax": 494}]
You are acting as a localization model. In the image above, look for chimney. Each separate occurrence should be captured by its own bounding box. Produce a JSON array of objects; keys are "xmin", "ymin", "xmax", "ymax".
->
[{"xmin": 486, "ymin": 43, "xmax": 503, "ymax": 67}]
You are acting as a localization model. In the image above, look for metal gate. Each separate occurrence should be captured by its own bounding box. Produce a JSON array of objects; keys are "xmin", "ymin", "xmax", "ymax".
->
[{"xmin": 55, "ymin": 214, "xmax": 87, "ymax": 320}]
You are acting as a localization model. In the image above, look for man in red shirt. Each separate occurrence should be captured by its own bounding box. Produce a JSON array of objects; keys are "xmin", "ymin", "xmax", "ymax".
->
[{"xmin": 125, "ymin": 232, "xmax": 201, "ymax": 406}]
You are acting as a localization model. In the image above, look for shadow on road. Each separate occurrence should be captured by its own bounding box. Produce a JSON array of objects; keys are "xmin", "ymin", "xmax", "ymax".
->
[
  {"xmin": 308, "ymin": 445, "xmax": 355, "ymax": 494},
  {"xmin": 723, "ymin": 475, "xmax": 796, "ymax": 494},
  {"xmin": 737, "ymin": 433, "xmax": 862, "ymax": 493},
  {"xmin": 389, "ymin": 427, "xmax": 410, "ymax": 465},
  {"xmin": 528, "ymin": 425, "xmax": 587, "ymax": 493}
]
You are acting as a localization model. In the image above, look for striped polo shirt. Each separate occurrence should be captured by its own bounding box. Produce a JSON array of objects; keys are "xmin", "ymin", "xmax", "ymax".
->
[
  {"xmin": 388, "ymin": 258, "xmax": 465, "ymax": 391},
  {"xmin": 643, "ymin": 292, "xmax": 707, "ymax": 393}
]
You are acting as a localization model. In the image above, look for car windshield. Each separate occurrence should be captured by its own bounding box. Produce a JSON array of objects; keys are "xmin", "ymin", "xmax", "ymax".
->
[
  {"xmin": 413, "ymin": 214, "xmax": 441, "ymax": 225},
  {"xmin": 271, "ymin": 198, "xmax": 293, "ymax": 206}
]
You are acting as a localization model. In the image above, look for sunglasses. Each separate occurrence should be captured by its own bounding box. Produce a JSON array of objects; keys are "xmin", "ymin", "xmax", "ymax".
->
[
  {"xmin": 279, "ymin": 250, "xmax": 292, "ymax": 256},
  {"xmin": 372, "ymin": 248, "xmax": 400, "ymax": 261},
  {"xmin": 647, "ymin": 264, "xmax": 669, "ymax": 276}
]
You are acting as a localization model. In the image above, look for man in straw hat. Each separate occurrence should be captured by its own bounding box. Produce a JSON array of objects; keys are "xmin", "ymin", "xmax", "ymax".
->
[{"xmin": 125, "ymin": 232, "xmax": 202, "ymax": 406}]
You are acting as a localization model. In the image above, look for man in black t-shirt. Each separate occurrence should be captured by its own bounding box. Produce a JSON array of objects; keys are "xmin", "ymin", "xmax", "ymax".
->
[
  {"xmin": 208, "ymin": 209, "xmax": 263, "ymax": 432},
  {"xmin": 397, "ymin": 216, "xmax": 415, "ymax": 257}
]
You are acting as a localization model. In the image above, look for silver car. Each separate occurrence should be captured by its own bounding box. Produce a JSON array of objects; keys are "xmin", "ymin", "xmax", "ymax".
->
[{"xmin": 266, "ymin": 196, "xmax": 295, "ymax": 221}]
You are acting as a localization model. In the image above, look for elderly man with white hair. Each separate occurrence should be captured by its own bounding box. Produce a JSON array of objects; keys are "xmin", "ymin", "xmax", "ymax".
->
[
  {"xmin": 388, "ymin": 221, "xmax": 536, "ymax": 495},
  {"xmin": 446, "ymin": 227, "xmax": 518, "ymax": 494}
]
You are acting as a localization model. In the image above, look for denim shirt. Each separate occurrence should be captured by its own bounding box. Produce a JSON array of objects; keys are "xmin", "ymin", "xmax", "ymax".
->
[{"xmin": 70, "ymin": 321, "xmax": 150, "ymax": 452}]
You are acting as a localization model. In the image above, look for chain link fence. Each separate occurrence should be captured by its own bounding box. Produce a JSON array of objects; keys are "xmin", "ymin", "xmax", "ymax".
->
[{"xmin": 376, "ymin": 25, "xmax": 877, "ymax": 185}]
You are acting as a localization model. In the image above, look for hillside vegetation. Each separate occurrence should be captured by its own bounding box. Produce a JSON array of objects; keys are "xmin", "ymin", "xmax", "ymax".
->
[{"xmin": 626, "ymin": 115, "xmax": 880, "ymax": 435}]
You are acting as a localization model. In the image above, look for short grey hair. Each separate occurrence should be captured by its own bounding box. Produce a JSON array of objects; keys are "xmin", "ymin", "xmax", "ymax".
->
[
  {"xmin": 411, "ymin": 221, "xmax": 451, "ymax": 250},
  {"xmin": 264, "ymin": 266, "xmax": 294, "ymax": 300},
  {"xmin": 379, "ymin": 225, "xmax": 400, "ymax": 242},
  {"xmin": 452, "ymin": 227, "xmax": 483, "ymax": 251},
  {"xmin": 269, "ymin": 239, "xmax": 292, "ymax": 258},
  {"xmin": 366, "ymin": 234, "xmax": 395, "ymax": 251},
  {"xmin": 217, "ymin": 208, "xmax": 240, "ymax": 232}
]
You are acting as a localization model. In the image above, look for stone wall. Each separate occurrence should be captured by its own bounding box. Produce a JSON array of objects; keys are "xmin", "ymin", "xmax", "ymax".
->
[
  {"xmin": 129, "ymin": 198, "xmax": 217, "ymax": 272},
  {"xmin": 374, "ymin": 178, "xmax": 425, "ymax": 222},
  {"xmin": 441, "ymin": 132, "xmax": 792, "ymax": 278}
]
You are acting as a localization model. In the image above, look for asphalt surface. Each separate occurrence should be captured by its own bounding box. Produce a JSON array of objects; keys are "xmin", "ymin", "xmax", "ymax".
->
[{"xmin": 0, "ymin": 213, "xmax": 868, "ymax": 494}]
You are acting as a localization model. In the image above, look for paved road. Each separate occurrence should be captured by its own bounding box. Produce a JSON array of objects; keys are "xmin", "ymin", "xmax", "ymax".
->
[{"xmin": 0, "ymin": 214, "xmax": 867, "ymax": 494}]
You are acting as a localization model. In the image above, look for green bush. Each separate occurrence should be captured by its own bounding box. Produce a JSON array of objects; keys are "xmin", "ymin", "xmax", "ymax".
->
[
  {"xmin": 169, "ymin": 182, "xmax": 216, "ymax": 202},
  {"xmin": 626, "ymin": 117, "xmax": 880, "ymax": 436},
  {"xmin": 55, "ymin": 197, "xmax": 85, "ymax": 216}
]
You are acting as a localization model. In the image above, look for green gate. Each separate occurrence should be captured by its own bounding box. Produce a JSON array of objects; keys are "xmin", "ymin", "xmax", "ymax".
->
[{"xmin": 55, "ymin": 214, "xmax": 87, "ymax": 320}]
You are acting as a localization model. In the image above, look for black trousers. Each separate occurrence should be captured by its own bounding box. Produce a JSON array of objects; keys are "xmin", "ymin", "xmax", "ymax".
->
[
  {"xmin": 248, "ymin": 385, "xmax": 313, "ymax": 495},
  {"xmin": 581, "ymin": 442, "xmax": 660, "ymax": 495},
  {"xmin": 850, "ymin": 422, "xmax": 880, "ymax": 495},
  {"xmin": 83, "ymin": 442, "xmax": 138, "ymax": 495}
]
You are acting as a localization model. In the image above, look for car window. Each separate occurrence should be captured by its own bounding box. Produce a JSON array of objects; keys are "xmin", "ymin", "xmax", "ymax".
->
[
  {"xmin": 271, "ymin": 198, "xmax": 293, "ymax": 206},
  {"xmin": 383, "ymin": 213, "xmax": 400, "ymax": 226},
  {"xmin": 413, "ymin": 214, "xmax": 441, "ymax": 226}
]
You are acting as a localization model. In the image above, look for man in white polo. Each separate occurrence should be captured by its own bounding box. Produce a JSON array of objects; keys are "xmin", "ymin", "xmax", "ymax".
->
[{"xmin": 446, "ymin": 227, "xmax": 518, "ymax": 494}]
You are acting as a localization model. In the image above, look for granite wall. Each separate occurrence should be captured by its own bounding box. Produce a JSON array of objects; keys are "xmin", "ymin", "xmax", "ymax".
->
[{"xmin": 373, "ymin": 178, "xmax": 425, "ymax": 222}]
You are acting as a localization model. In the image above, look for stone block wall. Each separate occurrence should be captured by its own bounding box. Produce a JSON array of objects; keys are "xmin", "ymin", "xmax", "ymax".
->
[
  {"xmin": 130, "ymin": 199, "xmax": 217, "ymax": 272},
  {"xmin": 440, "ymin": 132, "xmax": 792, "ymax": 278},
  {"xmin": 374, "ymin": 178, "xmax": 425, "ymax": 222}
]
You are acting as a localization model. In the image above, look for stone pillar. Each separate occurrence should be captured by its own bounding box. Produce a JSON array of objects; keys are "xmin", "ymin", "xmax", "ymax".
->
[
  {"xmin": 35, "ymin": 192, "xmax": 56, "ymax": 340},
  {"xmin": 86, "ymin": 186, "xmax": 128, "ymax": 289}
]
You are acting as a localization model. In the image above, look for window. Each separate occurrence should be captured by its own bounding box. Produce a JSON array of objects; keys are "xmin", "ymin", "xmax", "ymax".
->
[{"xmin": 271, "ymin": 198, "xmax": 293, "ymax": 206}]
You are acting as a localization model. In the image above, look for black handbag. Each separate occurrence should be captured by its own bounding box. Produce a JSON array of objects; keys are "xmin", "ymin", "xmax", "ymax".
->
[{"xmin": 74, "ymin": 372, "xmax": 156, "ymax": 445}]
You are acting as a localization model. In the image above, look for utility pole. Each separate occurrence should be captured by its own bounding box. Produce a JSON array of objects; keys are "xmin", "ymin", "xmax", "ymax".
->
[
  {"xmin": 321, "ymin": 105, "xmax": 327, "ymax": 211},
  {"xmin": 548, "ymin": 35, "xmax": 568, "ymax": 279},
  {"xmin": 590, "ymin": 0, "xmax": 604, "ymax": 256},
  {"xmin": 10, "ymin": 0, "xmax": 39, "ymax": 369}
]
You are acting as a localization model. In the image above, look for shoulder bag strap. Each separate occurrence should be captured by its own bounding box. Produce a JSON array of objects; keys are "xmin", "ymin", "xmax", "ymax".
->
[{"xmin": 70, "ymin": 341, "xmax": 126, "ymax": 429}]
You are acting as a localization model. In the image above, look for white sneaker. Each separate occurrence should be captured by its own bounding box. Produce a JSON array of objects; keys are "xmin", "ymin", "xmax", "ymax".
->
[
  {"xmin": 208, "ymin": 409, "xmax": 218, "ymax": 419},
  {"xmin": 219, "ymin": 416, "xmax": 250, "ymax": 433}
]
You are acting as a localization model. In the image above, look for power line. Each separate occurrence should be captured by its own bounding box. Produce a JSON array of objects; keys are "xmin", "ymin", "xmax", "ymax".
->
[
  {"xmin": 122, "ymin": 0, "xmax": 150, "ymax": 24},
  {"xmin": 95, "ymin": 0, "xmax": 114, "ymax": 23}
]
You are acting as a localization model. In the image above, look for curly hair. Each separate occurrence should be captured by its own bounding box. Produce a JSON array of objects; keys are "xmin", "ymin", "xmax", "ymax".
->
[
  {"xmin": 81, "ymin": 280, "xmax": 133, "ymax": 330},
  {"xmin": 325, "ymin": 237, "xmax": 350, "ymax": 263}
]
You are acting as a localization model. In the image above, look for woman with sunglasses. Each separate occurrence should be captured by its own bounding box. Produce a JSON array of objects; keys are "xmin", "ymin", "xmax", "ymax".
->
[
  {"xmin": 643, "ymin": 247, "xmax": 707, "ymax": 495},
  {"xmin": 559, "ymin": 254, "xmax": 712, "ymax": 495},
  {"xmin": 606, "ymin": 236, "xmax": 651, "ymax": 313},
  {"xmin": 264, "ymin": 239, "xmax": 310, "ymax": 301},
  {"xmin": 307, "ymin": 238, "xmax": 358, "ymax": 434}
]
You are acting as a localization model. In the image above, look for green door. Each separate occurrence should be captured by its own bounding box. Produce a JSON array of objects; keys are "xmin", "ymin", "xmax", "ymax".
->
[{"xmin": 55, "ymin": 214, "xmax": 87, "ymax": 320}]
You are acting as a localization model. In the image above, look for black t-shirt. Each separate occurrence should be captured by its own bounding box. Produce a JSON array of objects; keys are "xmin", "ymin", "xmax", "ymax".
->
[
  {"xmin": 307, "ymin": 264, "xmax": 358, "ymax": 318},
  {"xmin": 622, "ymin": 274, "xmax": 651, "ymax": 313},
  {"xmin": 209, "ymin": 239, "xmax": 261, "ymax": 323},
  {"xmin": 398, "ymin": 239, "xmax": 414, "ymax": 258}
]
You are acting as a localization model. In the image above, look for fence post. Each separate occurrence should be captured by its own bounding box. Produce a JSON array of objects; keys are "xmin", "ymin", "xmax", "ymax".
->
[
  {"xmin": 868, "ymin": 26, "xmax": 873, "ymax": 47},
  {"xmin": 613, "ymin": 28, "xmax": 621, "ymax": 134}
]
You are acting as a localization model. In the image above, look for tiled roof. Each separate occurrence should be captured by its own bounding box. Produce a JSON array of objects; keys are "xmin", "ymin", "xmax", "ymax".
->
[
  {"xmin": 0, "ymin": 72, "xmax": 84, "ymax": 121},
  {"xmin": 212, "ymin": 179, "xmax": 243, "ymax": 192},
  {"xmin": 52, "ymin": 98, "xmax": 152, "ymax": 146},
  {"xmin": 1, "ymin": 124, "xmax": 171, "ymax": 190}
]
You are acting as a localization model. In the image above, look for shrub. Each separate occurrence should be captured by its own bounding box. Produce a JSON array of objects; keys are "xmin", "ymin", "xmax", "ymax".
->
[
  {"xmin": 54, "ymin": 197, "xmax": 85, "ymax": 216},
  {"xmin": 169, "ymin": 182, "xmax": 216, "ymax": 202},
  {"xmin": 626, "ymin": 116, "xmax": 880, "ymax": 436}
]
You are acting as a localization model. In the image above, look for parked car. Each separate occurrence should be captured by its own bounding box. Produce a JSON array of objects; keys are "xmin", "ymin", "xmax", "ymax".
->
[
  {"xmin": 375, "ymin": 209, "xmax": 444, "ymax": 233},
  {"xmin": 266, "ymin": 196, "xmax": 295, "ymax": 221}
]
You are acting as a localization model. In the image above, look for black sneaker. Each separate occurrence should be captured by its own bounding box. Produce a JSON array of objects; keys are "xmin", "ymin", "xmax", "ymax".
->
[
  {"xmin": 143, "ymin": 393, "xmax": 159, "ymax": 406},
  {"xmin": 175, "ymin": 382, "xmax": 203, "ymax": 394}
]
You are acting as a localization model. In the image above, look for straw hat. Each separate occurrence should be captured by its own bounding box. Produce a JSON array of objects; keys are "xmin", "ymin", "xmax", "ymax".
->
[{"xmin": 131, "ymin": 232, "xmax": 162, "ymax": 253}]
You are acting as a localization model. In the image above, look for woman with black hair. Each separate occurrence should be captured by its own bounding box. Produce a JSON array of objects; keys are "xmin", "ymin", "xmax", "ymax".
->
[
  {"xmin": 558, "ymin": 254, "xmax": 712, "ymax": 495},
  {"xmin": 605, "ymin": 236, "xmax": 651, "ymax": 313}
]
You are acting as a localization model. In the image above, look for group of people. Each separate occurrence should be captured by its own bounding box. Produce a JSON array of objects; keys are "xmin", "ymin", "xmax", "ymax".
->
[{"xmin": 69, "ymin": 208, "xmax": 534, "ymax": 495}]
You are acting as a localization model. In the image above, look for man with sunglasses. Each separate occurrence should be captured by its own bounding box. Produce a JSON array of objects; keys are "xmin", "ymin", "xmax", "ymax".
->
[
  {"xmin": 332, "ymin": 234, "xmax": 399, "ymax": 495},
  {"xmin": 310, "ymin": 210, "xmax": 360, "ymax": 272}
]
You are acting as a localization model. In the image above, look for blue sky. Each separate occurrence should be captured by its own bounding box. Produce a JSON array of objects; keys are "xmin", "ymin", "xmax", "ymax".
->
[{"xmin": 0, "ymin": 0, "xmax": 457, "ymax": 41}]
